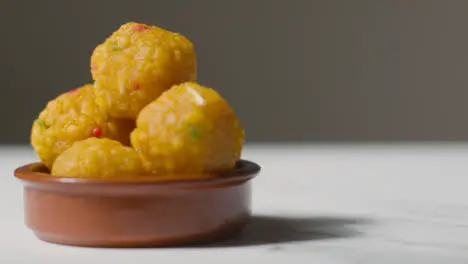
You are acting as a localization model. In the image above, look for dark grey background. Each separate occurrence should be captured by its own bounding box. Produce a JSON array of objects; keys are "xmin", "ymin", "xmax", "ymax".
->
[{"xmin": 2, "ymin": 0, "xmax": 468, "ymax": 143}]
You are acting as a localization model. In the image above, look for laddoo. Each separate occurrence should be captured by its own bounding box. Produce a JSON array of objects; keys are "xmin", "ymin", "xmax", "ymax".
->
[
  {"xmin": 131, "ymin": 82, "xmax": 244, "ymax": 175},
  {"xmin": 91, "ymin": 22, "xmax": 197, "ymax": 119},
  {"xmin": 51, "ymin": 138, "xmax": 143, "ymax": 178},
  {"xmin": 31, "ymin": 84, "xmax": 134, "ymax": 169}
]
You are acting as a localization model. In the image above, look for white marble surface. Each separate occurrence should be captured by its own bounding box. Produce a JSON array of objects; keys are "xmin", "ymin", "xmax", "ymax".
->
[{"xmin": 2, "ymin": 144, "xmax": 468, "ymax": 263}]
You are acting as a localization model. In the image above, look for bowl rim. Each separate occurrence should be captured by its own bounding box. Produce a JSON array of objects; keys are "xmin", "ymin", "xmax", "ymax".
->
[{"xmin": 14, "ymin": 159, "xmax": 261, "ymax": 186}]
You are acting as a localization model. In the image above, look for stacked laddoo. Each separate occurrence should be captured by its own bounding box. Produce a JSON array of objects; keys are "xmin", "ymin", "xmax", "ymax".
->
[{"xmin": 31, "ymin": 22, "xmax": 244, "ymax": 179}]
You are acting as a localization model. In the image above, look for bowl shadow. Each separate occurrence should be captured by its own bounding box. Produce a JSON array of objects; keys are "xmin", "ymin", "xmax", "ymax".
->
[{"xmin": 193, "ymin": 214, "xmax": 372, "ymax": 248}]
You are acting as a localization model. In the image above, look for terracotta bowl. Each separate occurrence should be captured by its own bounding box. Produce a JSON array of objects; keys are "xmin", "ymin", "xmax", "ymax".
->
[{"xmin": 14, "ymin": 160, "xmax": 260, "ymax": 247}]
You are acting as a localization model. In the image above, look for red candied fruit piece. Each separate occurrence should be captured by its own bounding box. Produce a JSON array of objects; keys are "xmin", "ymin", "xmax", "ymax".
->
[
  {"xmin": 134, "ymin": 24, "xmax": 149, "ymax": 32},
  {"xmin": 92, "ymin": 127, "xmax": 103, "ymax": 138},
  {"xmin": 67, "ymin": 88, "xmax": 78, "ymax": 93},
  {"xmin": 133, "ymin": 82, "xmax": 140, "ymax": 90}
]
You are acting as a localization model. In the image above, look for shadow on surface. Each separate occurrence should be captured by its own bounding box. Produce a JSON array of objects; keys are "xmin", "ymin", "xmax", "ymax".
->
[
  {"xmin": 196, "ymin": 215, "xmax": 372, "ymax": 248},
  {"xmin": 93, "ymin": 215, "xmax": 372, "ymax": 250}
]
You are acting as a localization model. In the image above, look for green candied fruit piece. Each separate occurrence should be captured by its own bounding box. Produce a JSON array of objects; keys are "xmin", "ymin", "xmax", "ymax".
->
[
  {"xmin": 188, "ymin": 125, "xmax": 200, "ymax": 140},
  {"xmin": 36, "ymin": 120, "xmax": 48, "ymax": 129},
  {"xmin": 109, "ymin": 42, "xmax": 122, "ymax": 51}
]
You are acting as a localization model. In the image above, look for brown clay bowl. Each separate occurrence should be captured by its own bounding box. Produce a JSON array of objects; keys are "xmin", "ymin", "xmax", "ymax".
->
[{"xmin": 14, "ymin": 160, "xmax": 260, "ymax": 247}]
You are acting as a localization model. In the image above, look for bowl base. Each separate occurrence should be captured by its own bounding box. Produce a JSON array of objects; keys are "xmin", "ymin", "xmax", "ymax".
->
[{"xmin": 32, "ymin": 221, "xmax": 247, "ymax": 248}]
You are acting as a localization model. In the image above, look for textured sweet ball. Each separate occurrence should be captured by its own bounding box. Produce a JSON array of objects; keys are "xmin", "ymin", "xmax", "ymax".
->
[
  {"xmin": 91, "ymin": 22, "xmax": 197, "ymax": 119},
  {"xmin": 131, "ymin": 82, "xmax": 244, "ymax": 175},
  {"xmin": 30, "ymin": 84, "xmax": 135, "ymax": 169},
  {"xmin": 51, "ymin": 138, "xmax": 144, "ymax": 178}
]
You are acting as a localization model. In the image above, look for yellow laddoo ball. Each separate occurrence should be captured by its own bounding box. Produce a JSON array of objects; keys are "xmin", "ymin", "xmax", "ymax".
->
[
  {"xmin": 31, "ymin": 84, "xmax": 134, "ymax": 169},
  {"xmin": 51, "ymin": 138, "xmax": 143, "ymax": 178},
  {"xmin": 91, "ymin": 22, "xmax": 197, "ymax": 119},
  {"xmin": 131, "ymin": 82, "xmax": 244, "ymax": 175}
]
